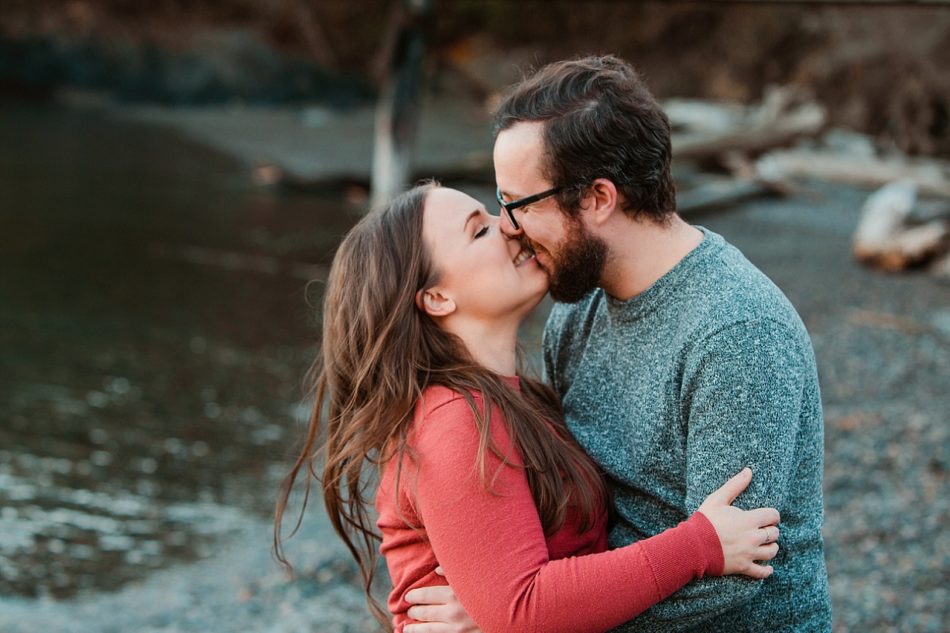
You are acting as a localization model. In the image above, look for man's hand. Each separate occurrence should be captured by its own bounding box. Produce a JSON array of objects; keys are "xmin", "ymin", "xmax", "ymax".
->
[{"xmin": 403, "ymin": 567, "xmax": 482, "ymax": 633}]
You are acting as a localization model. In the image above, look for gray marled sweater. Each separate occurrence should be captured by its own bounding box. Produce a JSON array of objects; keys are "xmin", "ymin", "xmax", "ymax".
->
[{"xmin": 543, "ymin": 228, "xmax": 831, "ymax": 632}]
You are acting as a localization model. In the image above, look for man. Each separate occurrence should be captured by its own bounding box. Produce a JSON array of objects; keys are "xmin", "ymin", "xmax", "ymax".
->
[
  {"xmin": 498, "ymin": 55, "xmax": 830, "ymax": 632},
  {"xmin": 407, "ymin": 55, "xmax": 831, "ymax": 631}
]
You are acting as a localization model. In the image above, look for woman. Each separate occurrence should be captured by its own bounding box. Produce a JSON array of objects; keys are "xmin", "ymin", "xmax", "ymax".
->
[{"xmin": 274, "ymin": 183, "xmax": 781, "ymax": 633}]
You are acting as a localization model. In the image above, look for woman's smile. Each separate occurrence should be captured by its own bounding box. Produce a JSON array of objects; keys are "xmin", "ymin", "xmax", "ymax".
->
[{"xmin": 513, "ymin": 244, "xmax": 535, "ymax": 267}]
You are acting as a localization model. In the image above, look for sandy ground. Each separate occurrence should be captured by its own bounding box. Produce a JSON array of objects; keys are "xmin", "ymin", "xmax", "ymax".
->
[{"xmin": 2, "ymin": 100, "xmax": 947, "ymax": 632}]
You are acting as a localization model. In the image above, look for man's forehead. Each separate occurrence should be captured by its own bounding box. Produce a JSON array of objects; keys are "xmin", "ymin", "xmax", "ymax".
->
[
  {"xmin": 495, "ymin": 121, "xmax": 544, "ymax": 155},
  {"xmin": 494, "ymin": 122, "xmax": 545, "ymax": 191}
]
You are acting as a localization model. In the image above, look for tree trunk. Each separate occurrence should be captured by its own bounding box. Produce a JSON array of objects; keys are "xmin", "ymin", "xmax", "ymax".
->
[{"xmin": 370, "ymin": 0, "xmax": 430, "ymax": 211}]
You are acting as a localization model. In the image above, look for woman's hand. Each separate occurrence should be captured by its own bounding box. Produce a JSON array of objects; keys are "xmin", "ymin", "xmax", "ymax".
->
[
  {"xmin": 697, "ymin": 467, "xmax": 781, "ymax": 579},
  {"xmin": 403, "ymin": 567, "xmax": 482, "ymax": 633}
]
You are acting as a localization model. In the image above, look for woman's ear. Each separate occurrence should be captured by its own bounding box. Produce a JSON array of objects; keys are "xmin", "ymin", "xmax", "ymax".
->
[{"xmin": 416, "ymin": 287, "xmax": 456, "ymax": 318}]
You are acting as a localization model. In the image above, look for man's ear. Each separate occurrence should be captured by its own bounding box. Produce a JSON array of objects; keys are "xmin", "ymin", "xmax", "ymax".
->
[
  {"xmin": 584, "ymin": 178, "xmax": 619, "ymax": 226},
  {"xmin": 416, "ymin": 287, "xmax": 456, "ymax": 318}
]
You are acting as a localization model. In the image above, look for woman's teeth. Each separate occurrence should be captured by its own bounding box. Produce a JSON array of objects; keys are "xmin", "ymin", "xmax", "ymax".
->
[{"xmin": 513, "ymin": 246, "xmax": 535, "ymax": 267}]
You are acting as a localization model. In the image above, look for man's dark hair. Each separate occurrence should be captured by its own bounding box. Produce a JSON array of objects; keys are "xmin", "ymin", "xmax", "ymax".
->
[{"xmin": 494, "ymin": 55, "xmax": 676, "ymax": 222}]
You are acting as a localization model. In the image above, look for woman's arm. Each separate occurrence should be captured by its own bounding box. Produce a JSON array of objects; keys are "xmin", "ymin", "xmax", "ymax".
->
[{"xmin": 400, "ymin": 397, "xmax": 726, "ymax": 633}]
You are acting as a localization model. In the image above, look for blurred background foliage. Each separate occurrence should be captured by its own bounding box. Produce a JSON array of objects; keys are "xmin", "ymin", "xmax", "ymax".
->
[{"xmin": 2, "ymin": 0, "xmax": 948, "ymax": 155}]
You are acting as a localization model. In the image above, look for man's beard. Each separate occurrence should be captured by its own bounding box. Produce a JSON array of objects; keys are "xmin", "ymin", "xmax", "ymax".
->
[{"xmin": 528, "ymin": 222, "xmax": 608, "ymax": 304}]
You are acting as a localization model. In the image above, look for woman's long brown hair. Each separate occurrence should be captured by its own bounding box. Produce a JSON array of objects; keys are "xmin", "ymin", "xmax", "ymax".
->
[{"xmin": 274, "ymin": 183, "xmax": 608, "ymax": 630}]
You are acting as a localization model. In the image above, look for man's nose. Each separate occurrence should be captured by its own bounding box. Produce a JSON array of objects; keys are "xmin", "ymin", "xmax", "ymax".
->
[{"xmin": 499, "ymin": 214, "xmax": 524, "ymax": 238}]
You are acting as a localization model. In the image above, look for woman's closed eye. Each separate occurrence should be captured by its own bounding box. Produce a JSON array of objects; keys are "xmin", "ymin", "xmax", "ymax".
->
[{"xmin": 474, "ymin": 225, "xmax": 489, "ymax": 239}]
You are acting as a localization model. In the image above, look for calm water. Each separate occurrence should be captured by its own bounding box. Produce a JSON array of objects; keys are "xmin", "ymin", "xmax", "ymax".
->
[{"xmin": 0, "ymin": 104, "xmax": 359, "ymax": 598}]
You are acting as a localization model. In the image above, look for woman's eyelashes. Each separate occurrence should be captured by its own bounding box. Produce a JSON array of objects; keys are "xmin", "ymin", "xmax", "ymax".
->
[{"xmin": 474, "ymin": 224, "xmax": 489, "ymax": 239}]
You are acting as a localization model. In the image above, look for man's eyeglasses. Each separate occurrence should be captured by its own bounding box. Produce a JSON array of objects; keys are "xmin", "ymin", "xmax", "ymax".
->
[{"xmin": 495, "ymin": 186, "xmax": 563, "ymax": 231}]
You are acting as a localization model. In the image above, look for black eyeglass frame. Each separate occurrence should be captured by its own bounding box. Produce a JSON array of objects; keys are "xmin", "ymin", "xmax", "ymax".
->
[{"xmin": 495, "ymin": 186, "xmax": 563, "ymax": 231}]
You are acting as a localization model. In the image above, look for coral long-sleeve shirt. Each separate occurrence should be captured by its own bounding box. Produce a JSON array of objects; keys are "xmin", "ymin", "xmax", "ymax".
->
[{"xmin": 376, "ymin": 382, "xmax": 723, "ymax": 633}]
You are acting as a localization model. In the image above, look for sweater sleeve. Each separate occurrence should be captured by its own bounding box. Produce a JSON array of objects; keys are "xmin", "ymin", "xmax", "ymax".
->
[
  {"xmin": 615, "ymin": 318, "xmax": 807, "ymax": 632},
  {"xmin": 408, "ymin": 395, "xmax": 723, "ymax": 633}
]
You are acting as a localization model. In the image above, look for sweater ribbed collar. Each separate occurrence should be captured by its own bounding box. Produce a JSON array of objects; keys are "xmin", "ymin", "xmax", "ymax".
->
[{"xmin": 603, "ymin": 226, "xmax": 723, "ymax": 324}]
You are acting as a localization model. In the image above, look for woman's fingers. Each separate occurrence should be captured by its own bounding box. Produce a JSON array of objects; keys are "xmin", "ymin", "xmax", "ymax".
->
[
  {"xmin": 750, "ymin": 525, "xmax": 780, "ymax": 545},
  {"xmin": 742, "ymin": 563, "xmax": 774, "ymax": 580},
  {"xmin": 696, "ymin": 470, "xmax": 786, "ymax": 579},
  {"xmin": 755, "ymin": 543, "xmax": 780, "ymax": 561},
  {"xmin": 705, "ymin": 467, "xmax": 752, "ymax": 505},
  {"xmin": 746, "ymin": 507, "xmax": 781, "ymax": 529}
]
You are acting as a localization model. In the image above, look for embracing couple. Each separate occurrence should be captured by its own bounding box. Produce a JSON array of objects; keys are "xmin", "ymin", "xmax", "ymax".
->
[{"xmin": 276, "ymin": 55, "xmax": 832, "ymax": 632}]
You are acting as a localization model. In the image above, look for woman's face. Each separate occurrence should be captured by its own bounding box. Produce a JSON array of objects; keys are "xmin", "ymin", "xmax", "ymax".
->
[{"xmin": 421, "ymin": 187, "xmax": 548, "ymax": 323}]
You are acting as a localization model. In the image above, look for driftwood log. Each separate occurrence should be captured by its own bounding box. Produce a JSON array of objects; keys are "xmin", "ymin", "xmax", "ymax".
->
[
  {"xmin": 756, "ymin": 149, "xmax": 950, "ymax": 199},
  {"xmin": 676, "ymin": 178, "xmax": 777, "ymax": 215},
  {"xmin": 931, "ymin": 252, "xmax": 950, "ymax": 278},
  {"xmin": 852, "ymin": 181, "xmax": 950, "ymax": 271},
  {"xmin": 671, "ymin": 88, "xmax": 827, "ymax": 162}
]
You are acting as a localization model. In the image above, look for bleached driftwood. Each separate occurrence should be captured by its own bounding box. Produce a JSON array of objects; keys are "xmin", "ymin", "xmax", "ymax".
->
[
  {"xmin": 677, "ymin": 178, "xmax": 776, "ymax": 215},
  {"xmin": 852, "ymin": 181, "xmax": 950, "ymax": 271},
  {"xmin": 671, "ymin": 88, "xmax": 827, "ymax": 161},
  {"xmin": 853, "ymin": 181, "xmax": 918, "ymax": 251},
  {"xmin": 931, "ymin": 252, "xmax": 950, "ymax": 278},
  {"xmin": 756, "ymin": 150, "xmax": 950, "ymax": 199},
  {"xmin": 884, "ymin": 223, "xmax": 950, "ymax": 268},
  {"xmin": 665, "ymin": 99, "xmax": 745, "ymax": 134}
]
